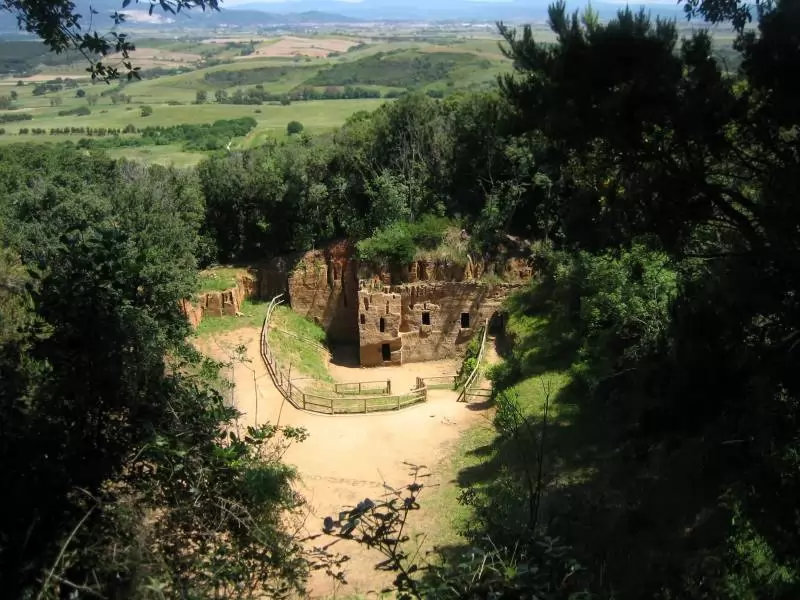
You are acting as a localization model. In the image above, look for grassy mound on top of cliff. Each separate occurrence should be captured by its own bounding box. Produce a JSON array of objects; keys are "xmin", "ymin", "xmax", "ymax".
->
[
  {"xmin": 197, "ymin": 266, "xmax": 248, "ymax": 292},
  {"xmin": 356, "ymin": 216, "xmax": 468, "ymax": 266}
]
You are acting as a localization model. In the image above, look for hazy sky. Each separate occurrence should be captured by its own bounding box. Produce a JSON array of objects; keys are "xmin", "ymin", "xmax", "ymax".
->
[{"xmin": 220, "ymin": 0, "xmax": 680, "ymax": 5}]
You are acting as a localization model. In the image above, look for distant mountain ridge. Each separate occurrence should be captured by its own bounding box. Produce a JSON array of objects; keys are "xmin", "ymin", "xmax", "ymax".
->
[
  {"xmin": 0, "ymin": 1, "xmax": 360, "ymax": 33},
  {"xmin": 0, "ymin": 0, "xmax": 698, "ymax": 35},
  {"xmin": 229, "ymin": 0, "xmax": 687, "ymax": 22}
]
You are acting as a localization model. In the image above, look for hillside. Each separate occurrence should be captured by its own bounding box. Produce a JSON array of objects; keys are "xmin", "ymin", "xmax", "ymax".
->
[{"xmin": 307, "ymin": 49, "xmax": 494, "ymax": 88}]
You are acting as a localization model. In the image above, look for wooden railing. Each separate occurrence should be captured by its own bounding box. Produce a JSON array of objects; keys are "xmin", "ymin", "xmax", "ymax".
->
[
  {"xmin": 416, "ymin": 375, "xmax": 458, "ymax": 390},
  {"xmin": 260, "ymin": 295, "xmax": 427, "ymax": 415},
  {"xmin": 333, "ymin": 380, "xmax": 391, "ymax": 395},
  {"xmin": 456, "ymin": 321, "xmax": 490, "ymax": 403}
]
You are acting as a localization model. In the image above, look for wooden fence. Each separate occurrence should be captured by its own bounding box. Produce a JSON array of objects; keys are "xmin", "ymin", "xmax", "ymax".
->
[
  {"xmin": 456, "ymin": 322, "xmax": 490, "ymax": 403},
  {"xmin": 416, "ymin": 375, "xmax": 458, "ymax": 390},
  {"xmin": 260, "ymin": 295, "xmax": 427, "ymax": 415},
  {"xmin": 333, "ymin": 380, "xmax": 391, "ymax": 395}
]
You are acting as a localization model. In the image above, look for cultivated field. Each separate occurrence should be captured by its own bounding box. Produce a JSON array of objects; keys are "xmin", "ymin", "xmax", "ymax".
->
[
  {"xmin": 0, "ymin": 24, "xmax": 736, "ymax": 167},
  {"xmin": 234, "ymin": 36, "xmax": 361, "ymax": 59},
  {"xmin": 0, "ymin": 31, "xmax": 511, "ymax": 165}
]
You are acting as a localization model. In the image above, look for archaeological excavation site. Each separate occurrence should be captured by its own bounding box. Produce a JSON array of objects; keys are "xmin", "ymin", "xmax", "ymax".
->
[{"xmin": 186, "ymin": 240, "xmax": 534, "ymax": 367}]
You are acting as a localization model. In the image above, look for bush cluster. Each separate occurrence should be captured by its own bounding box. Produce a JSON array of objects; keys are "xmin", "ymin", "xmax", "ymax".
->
[
  {"xmin": 57, "ymin": 106, "xmax": 90, "ymax": 117},
  {"xmin": 356, "ymin": 215, "xmax": 452, "ymax": 265},
  {"xmin": 0, "ymin": 113, "xmax": 32, "ymax": 124}
]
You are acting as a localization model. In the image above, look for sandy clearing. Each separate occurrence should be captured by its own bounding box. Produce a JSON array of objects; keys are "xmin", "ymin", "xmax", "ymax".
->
[
  {"xmin": 235, "ymin": 36, "xmax": 359, "ymax": 59},
  {"xmin": 196, "ymin": 327, "xmax": 489, "ymax": 598}
]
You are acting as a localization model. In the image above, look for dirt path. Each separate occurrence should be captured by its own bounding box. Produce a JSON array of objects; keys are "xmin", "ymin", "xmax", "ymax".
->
[{"xmin": 196, "ymin": 327, "xmax": 490, "ymax": 598}]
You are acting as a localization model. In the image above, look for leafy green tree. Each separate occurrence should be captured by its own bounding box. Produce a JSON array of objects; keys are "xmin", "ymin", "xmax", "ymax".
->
[
  {"xmin": 140, "ymin": 104, "xmax": 153, "ymax": 117},
  {"xmin": 287, "ymin": 120, "xmax": 304, "ymax": 135},
  {"xmin": 490, "ymin": 1, "xmax": 800, "ymax": 597},
  {"xmin": 195, "ymin": 89, "xmax": 207, "ymax": 104},
  {"xmin": 0, "ymin": 147, "xmax": 308, "ymax": 597},
  {"xmin": 198, "ymin": 140, "xmax": 334, "ymax": 262}
]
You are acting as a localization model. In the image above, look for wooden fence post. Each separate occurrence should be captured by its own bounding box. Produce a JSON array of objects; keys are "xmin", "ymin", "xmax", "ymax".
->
[{"xmin": 387, "ymin": 379, "xmax": 391, "ymax": 394}]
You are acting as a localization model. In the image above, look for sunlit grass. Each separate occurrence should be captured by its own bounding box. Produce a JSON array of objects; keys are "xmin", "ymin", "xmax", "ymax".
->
[
  {"xmin": 194, "ymin": 298, "xmax": 267, "ymax": 338},
  {"xmin": 268, "ymin": 305, "xmax": 331, "ymax": 381},
  {"xmin": 197, "ymin": 266, "xmax": 248, "ymax": 292}
]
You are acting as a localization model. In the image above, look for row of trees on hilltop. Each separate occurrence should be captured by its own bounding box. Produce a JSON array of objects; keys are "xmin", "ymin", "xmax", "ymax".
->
[{"xmin": 1, "ymin": 0, "xmax": 800, "ymax": 597}]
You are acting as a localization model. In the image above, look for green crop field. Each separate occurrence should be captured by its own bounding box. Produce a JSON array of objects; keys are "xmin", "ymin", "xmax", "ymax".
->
[{"xmin": 0, "ymin": 33, "xmax": 515, "ymax": 164}]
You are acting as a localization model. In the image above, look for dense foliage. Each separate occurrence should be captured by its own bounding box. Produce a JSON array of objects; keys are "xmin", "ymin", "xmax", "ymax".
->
[
  {"xmin": 307, "ymin": 50, "xmax": 491, "ymax": 88},
  {"xmin": 204, "ymin": 65, "xmax": 307, "ymax": 86},
  {"xmin": 472, "ymin": 1, "xmax": 800, "ymax": 597},
  {"xmin": 74, "ymin": 117, "xmax": 257, "ymax": 151},
  {"xmin": 0, "ymin": 146, "xmax": 307, "ymax": 597}
]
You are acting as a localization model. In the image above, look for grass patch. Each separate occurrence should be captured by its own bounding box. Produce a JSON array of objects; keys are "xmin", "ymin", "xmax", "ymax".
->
[
  {"xmin": 194, "ymin": 298, "xmax": 267, "ymax": 337},
  {"xmin": 415, "ymin": 227, "xmax": 469, "ymax": 265},
  {"xmin": 268, "ymin": 305, "xmax": 331, "ymax": 381},
  {"xmin": 422, "ymin": 367, "xmax": 575, "ymax": 549},
  {"xmin": 197, "ymin": 266, "xmax": 247, "ymax": 292}
]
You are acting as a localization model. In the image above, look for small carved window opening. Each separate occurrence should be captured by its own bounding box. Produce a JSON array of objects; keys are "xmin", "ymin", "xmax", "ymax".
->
[
  {"xmin": 379, "ymin": 317, "xmax": 386, "ymax": 332},
  {"xmin": 360, "ymin": 314, "xmax": 366, "ymax": 325},
  {"xmin": 381, "ymin": 343, "xmax": 391, "ymax": 361},
  {"xmin": 461, "ymin": 312, "xmax": 470, "ymax": 328},
  {"xmin": 422, "ymin": 312, "xmax": 431, "ymax": 326}
]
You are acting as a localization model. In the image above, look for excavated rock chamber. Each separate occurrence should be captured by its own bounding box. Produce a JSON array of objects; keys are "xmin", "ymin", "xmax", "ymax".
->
[{"xmin": 193, "ymin": 240, "xmax": 533, "ymax": 367}]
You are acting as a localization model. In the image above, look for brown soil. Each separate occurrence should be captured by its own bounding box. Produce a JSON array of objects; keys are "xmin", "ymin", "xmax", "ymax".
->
[
  {"xmin": 236, "ymin": 36, "xmax": 360, "ymax": 59},
  {"xmin": 104, "ymin": 47, "xmax": 202, "ymax": 68},
  {"xmin": 196, "ymin": 327, "xmax": 490, "ymax": 599}
]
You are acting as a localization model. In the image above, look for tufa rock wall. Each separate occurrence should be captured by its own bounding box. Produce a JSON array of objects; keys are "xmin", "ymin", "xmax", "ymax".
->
[
  {"xmin": 357, "ymin": 281, "xmax": 523, "ymax": 367},
  {"xmin": 191, "ymin": 242, "xmax": 532, "ymax": 365},
  {"xmin": 253, "ymin": 240, "xmax": 359, "ymax": 344},
  {"xmin": 183, "ymin": 272, "xmax": 256, "ymax": 329}
]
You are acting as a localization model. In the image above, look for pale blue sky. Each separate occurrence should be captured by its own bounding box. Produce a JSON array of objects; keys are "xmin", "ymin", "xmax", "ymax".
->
[{"xmin": 221, "ymin": 0, "xmax": 680, "ymax": 5}]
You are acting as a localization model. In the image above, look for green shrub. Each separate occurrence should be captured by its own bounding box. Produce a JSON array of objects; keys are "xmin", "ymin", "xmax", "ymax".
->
[
  {"xmin": 58, "ymin": 106, "xmax": 92, "ymax": 117},
  {"xmin": 455, "ymin": 332, "xmax": 482, "ymax": 387},
  {"xmin": 286, "ymin": 120, "xmax": 303, "ymax": 135},
  {"xmin": 408, "ymin": 214, "xmax": 450, "ymax": 249},
  {"xmin": 356, "ymin": 215, "xmax": 455, "ymax": 266},
  {"xmin": 140, "ymin": 105, "xmax": 153, "ymax": 117},
  {"xmin": 356, "ymin": 222, "xmax": 416, "ymax": 265},
  {"xmin": 0, "ymin": 113, "xmax": 32, "ymax": 124}
]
